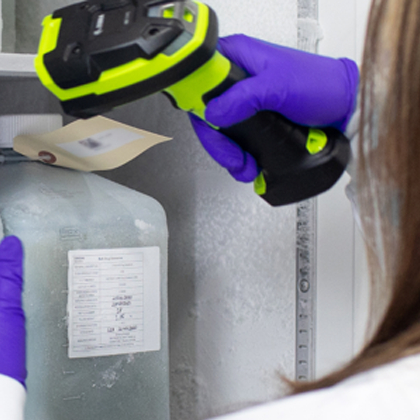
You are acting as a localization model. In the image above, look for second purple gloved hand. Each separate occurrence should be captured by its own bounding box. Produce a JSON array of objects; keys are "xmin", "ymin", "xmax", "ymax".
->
[
  {"xmin": 190, "ymin": 34, "xmax": 359, "ymax": 182},
  {"xmin": 0, "ymin": 236, "xmax": 26, "ymax": 388}
]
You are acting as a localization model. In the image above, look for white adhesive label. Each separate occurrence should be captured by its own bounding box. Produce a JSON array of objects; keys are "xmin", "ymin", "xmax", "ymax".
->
[
  {"xmin": 58, "ymin": 128, "xmax": 142, "ymax": 158},
  {"xmin": 67, "ymin": 247, "xmax": 161, "ymax": 359}
]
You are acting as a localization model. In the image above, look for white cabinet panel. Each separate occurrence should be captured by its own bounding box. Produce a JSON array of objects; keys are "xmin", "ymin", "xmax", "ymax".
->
[
  {"xmin": 0, "ymin": 53, "xmax": 35, "ymax": 77},
  {"xmin": 0, "ymin": 1, "xmax": 35, "ymax": 75}
]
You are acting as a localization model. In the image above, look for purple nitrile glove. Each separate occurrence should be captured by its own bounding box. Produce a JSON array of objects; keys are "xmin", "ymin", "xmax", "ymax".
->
[
  {"xmin": 190, "ymin": 114, "xmax": 260, "ymax": 182},
  {"xmin": 190, "ymin": 34, "xmax": 359, "ymax": 182},
  {"xmin": 0, "ymin": 236, "xmax": 26, "ymax": 388}
]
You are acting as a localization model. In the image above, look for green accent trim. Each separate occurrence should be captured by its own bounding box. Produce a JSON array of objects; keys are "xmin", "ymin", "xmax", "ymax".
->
[
  {"xmin": 254, "ymin": 172, "xmax": 267, "ymax": 196},
  {"xmin": 163, "ymin": 51, "xmax": 230, "ymax": 120},
  {"xmin": 163, "ymin": 6, "xmax": 175, "ymax": 18},
  {"xmin": 183, "ymin": 9, "xmax": 194, "ymax": 22},
  {"xmin": 34, "ymin": 15, "xmax": 62, "ymax": 89},
  {"xmin": 35, "ymin": 1, "xmax": 209, "ymax": 102},
  {"xmin": 306, "ymin": 128, "xmax": 328, "ymax": 155}
]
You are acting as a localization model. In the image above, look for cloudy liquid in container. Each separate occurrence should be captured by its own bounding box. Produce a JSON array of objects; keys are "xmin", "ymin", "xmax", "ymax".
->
[{"xmin": 0, "ymin": 160, "xmax": 169, "ymax": 420}]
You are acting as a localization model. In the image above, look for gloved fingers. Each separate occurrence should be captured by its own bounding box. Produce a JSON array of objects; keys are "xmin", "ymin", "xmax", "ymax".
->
[
  {"xmin": 217, "ymin": 35, "xmax": 273, "ymax": 75},
  {"xmin": 205, "ymin": 74, "xmax": 284, "ymax": 127},
  {"xmin": 216, "ymin": 34, "xmax": 360, "ymax": 132},
  {"xmin": 189, "ymin": 115, "xmax": 259, "ymax": 182},
  {"xmin": 0, "ymin": 236, "xmax": 24, "ymax": 310},
  {"xmin": 337, "ymin": 57, "xmax": 360, "ymax": 132},
  {"xmin": 227, "ymin": 152, "xmax": 260, "ymax": 183},
  {"xmin": 0, "ymin": 235, "xmax": 26, "ymax": 387},
  {"xmin": 0, "ymin": 312, "xmax": 26, "ymax": 387}
]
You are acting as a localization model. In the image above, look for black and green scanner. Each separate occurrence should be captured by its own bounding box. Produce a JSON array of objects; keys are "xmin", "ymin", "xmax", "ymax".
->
[{"xmin": 35, "ymin": 0, "xmax": 351, "ymax": 206}]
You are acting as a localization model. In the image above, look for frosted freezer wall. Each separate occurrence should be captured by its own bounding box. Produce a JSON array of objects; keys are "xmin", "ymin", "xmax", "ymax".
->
[
  {"xmin": 102, "ymin": 1, "xmax": 300, "ymax": 418},
  {"xmin": 1, "ymin": 0, "xmax": 306, "ymax": 419}
]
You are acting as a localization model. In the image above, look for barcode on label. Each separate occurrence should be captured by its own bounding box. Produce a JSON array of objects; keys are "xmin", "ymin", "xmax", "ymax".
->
[
  {"xmin": 58, "ymin": 128, "xmax": 144, "ymax": 158},
  {"xmin": 79, "ymin": 138, "xmax": 102, "ymax": 150}
]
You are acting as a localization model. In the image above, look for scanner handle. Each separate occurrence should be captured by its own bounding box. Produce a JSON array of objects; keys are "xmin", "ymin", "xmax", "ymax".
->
[{"xmin": 202, "ymin": 60, "xmax": 351, "ymax": 206}]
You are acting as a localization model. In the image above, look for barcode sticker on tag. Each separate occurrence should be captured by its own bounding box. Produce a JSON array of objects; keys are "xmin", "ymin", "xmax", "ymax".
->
[{"xmin": 58, "ymin": 128, "xmax": 143, "ymax": 158}]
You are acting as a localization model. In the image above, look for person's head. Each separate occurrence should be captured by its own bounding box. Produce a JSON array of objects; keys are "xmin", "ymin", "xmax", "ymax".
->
[{"xmin": 293, "ymin": 0, "xmax": 420, "ymax": 393}]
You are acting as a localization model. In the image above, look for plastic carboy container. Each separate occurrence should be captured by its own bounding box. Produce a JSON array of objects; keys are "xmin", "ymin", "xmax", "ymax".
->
[{"xmin": 0, "ymin": 115, "xmax": 169, "ymax": 420}]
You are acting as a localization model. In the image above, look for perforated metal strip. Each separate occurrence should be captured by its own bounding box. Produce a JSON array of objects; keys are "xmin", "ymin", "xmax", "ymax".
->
[
  {"xmin": 296, "ymin": 0, "xmax": 319, "ymax": 382},
  {"xmin": 296, "ymin": 199, "xmax": 316, "ymax": 381}
]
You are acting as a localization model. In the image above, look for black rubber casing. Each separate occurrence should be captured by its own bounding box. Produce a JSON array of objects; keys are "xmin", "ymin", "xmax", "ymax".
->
[
  {"xmin": 203, "ymin": 62, "xmax": 351, "ymax": 206},
  {"xmin": 43, "ymin": 0, "xmax": 219, "ymax": 118}
]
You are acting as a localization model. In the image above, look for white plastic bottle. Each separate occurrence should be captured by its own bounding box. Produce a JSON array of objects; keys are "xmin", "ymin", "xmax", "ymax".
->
[{"xmin": 0, "ymin": 115, "xmax": 169, "ymax": 420}]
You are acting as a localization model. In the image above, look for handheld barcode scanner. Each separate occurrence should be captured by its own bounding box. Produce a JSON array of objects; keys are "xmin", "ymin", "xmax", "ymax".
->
[{"xmin": 35, "ymin": 0, "xmax": 351, "ymax": 206}]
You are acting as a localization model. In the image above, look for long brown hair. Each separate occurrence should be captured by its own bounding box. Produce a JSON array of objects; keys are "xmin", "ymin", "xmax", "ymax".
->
[{"xmin": 292, "ymin": 0, "xmax": 420, "ymax": 394}]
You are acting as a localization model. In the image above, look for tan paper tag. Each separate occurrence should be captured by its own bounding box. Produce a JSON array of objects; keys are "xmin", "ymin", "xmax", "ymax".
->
[{"xmin": 13, "ymin": 116, "xmax": 171, "ymax": 171}]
